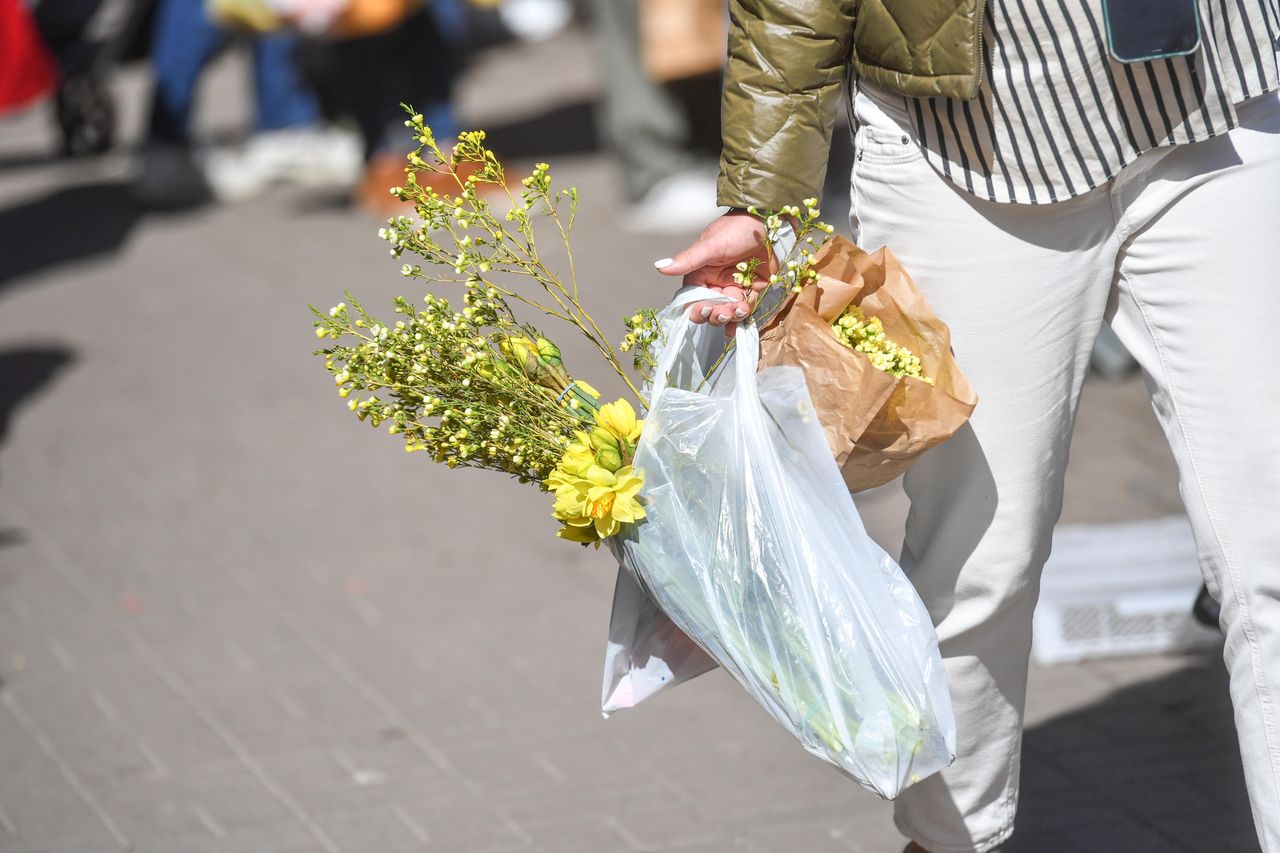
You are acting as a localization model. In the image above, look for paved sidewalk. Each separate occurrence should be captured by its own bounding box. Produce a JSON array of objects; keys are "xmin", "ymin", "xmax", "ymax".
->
[{"xmin": 0, "ymin": 30, "xmax": 1257, "ymax": 853}]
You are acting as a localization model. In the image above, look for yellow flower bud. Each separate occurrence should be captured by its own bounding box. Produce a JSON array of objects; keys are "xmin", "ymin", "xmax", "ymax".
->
[
  {"xmin": 589, "ymin": 427, "xmax": 619, "ymax": 451},
  {"xmin": 594, "ymin": 445, "xmax": 623, "ymax": 472}
]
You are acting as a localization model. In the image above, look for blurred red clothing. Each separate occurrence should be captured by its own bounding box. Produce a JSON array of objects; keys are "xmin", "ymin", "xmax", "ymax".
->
[{"xmin": 0, "ymin": 0, "xmax": 58, "ymax": 115}]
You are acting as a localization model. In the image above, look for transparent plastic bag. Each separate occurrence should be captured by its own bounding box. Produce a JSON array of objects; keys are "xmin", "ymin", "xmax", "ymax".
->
[
  {"xmin": 603, "ymin": 288, "xmax": 956, "ymax": 798},
  {"xmin": 601, "ymin": 563, "xmax": 717, "ymax": 714}
]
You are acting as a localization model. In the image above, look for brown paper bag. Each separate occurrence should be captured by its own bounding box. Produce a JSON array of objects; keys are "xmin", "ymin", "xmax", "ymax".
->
[
  {"xmin": 640, "ymin": 0, "xmax": 727, "ymax": 82},
  {"xmin": 759, "ymin": 236, "xmax": 978, "ymax": 491}
]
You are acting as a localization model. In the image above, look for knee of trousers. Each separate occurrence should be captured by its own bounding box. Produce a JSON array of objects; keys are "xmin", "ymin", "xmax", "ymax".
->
[{"xmin": 905, "ymin": 501, "xmax": 1056, "ymax": 642}]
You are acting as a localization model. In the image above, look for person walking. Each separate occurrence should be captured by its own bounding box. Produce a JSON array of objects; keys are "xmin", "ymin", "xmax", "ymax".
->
[
  {"xmin": 585, "ymin": 0, "xmax": 724, "ymax": 232},
  {"xmin": 136, "ymin": 0, "xmax": 360, "ymax": 205},
  {"xmin": 655, "ymin": 2, "xmax": 1280, "ymax": 851}
]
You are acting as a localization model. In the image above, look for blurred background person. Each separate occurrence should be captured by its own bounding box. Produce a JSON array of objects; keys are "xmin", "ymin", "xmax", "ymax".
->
[
  {"xmin": 29, "ymin": 0, "xmax": 122, "ymax": 157},
  {"xmin": 585, "ymin": 0, "xmax": 724, "ymax": 233},
  {"xmin": 136, "ymin": 0, "xmax": 361, "ymax": 206},
  {"xmin": 211, "ymin": 0, "xmax": 506, "ymax": 214},
  {"xmin": 301, "ymin": 0, "xmax": 467, "ymax": 214}
]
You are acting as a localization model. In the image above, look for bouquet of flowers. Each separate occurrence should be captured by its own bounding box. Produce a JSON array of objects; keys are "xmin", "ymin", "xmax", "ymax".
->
[
  {"xmin": 313, "ymin": 121, "xmax": 665, "ymax": 546},
  {"xmin": 312, "ymin": 115, "xmax": 956, "ymax": 797},
  {"xmin": 759, "ymin": 237, "xmax": 979, "ymax": 491}
]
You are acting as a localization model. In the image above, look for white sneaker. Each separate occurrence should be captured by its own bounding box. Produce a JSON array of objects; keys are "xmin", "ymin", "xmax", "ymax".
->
[
  {"xmin": 133, "ymin": 144, "xmax": 211, "ymax": 208},
  {"xmin": 204, "ymin": 125, "xmax": 363, "ymax": 202},
  {"xmin": 622, "ymin": 170, "xmax": 726, "ymax": 234}
]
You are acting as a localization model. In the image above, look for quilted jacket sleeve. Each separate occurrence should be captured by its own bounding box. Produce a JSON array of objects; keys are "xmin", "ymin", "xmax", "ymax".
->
[{"xmin": 717, "ymin": 0, "xmax": 856, "ymax": 211}]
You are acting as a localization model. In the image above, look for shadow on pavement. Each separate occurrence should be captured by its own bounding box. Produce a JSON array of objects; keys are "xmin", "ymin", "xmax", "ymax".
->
[
  {"xmin": 0, "ymin": 347, "xmax": 75, "ymax": 448},
  {"xmin": 0, "ymin": 181, "xmax": 145, "ymax": 290},
  {"xmin": 1008, "ymin": 651, "xmax": 1258, "ymax": 853},
  {"xmin": 0, "ymin": 347, "xmax": 77, "ymax": 546}
]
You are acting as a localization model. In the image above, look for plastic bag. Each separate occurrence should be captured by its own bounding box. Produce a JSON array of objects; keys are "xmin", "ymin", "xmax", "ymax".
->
[
  {"xmin": 603, "ymin": 288, "xmax": 956, "ymax": 798},
  {"xmin": 601, "ymin": 564, "xmax": 717, "ymax": 714}
]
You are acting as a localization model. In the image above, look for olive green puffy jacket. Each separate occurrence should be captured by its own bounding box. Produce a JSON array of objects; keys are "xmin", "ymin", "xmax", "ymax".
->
[{"xmin": 717, "ymin": 0, "xmax": 986, "ymax": 210}]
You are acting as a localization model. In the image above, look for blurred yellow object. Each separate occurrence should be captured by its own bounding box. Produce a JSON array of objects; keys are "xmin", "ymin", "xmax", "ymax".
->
[
  {"xmin": 207, "ymin": 0, "xmax": 283, "ymax": 33},
  {"xmin": 640, "ymin": 0, "xmax": 726, "ymax": 82}
]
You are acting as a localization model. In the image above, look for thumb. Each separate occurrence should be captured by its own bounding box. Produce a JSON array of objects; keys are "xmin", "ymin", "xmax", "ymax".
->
[{"xmin": 654, "ymin": 240, "xmax": 718, "ymax": 277}]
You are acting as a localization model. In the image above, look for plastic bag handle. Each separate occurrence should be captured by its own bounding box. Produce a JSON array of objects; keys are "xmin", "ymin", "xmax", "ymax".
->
[
  {"xmin": 732, "ymin": 321, "xmax": 759, "ymax": 378},
  {"xmin": 647, "ymin": 287, "xmax": 733, "ymax": 408}
]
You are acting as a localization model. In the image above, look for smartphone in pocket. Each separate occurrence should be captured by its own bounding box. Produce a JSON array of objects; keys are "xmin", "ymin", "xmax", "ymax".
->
[{"xmin": 1102, "ymin": 0, "xmax": 1201, "ymax": 63}]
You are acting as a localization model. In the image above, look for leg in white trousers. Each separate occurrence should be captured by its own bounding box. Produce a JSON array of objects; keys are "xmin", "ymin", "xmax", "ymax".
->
[{"xmin": 849, "ymin": 87, "xmax": 1280, "ymax": 853}]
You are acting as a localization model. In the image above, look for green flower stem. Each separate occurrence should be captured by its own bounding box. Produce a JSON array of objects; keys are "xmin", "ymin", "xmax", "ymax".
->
[{"xmin": 412, "ymin": 147, "xmax": 646, "ymax": 408}]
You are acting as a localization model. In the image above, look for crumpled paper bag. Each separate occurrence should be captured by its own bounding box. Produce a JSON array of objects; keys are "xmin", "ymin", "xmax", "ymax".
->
[{"xmin": 759, "ymin": 236, "xmax": 977, "ymax": 491}]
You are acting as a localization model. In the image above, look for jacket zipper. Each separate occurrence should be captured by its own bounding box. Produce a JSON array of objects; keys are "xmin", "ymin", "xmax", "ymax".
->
[{"xmin": 972, "ymin": 0, "xmax": 988, "ymax": 99}]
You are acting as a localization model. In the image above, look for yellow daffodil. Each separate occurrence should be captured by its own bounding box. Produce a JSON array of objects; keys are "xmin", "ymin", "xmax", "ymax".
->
[
  {"xmin": 551, "ymin": 464, "xmax": 645, "ymax": 539},
  {"xmin": 556, "ymin": 519, "xmax": 601, "ymax": 545},
  {"xmin": 595, "ymin": 398, "xmax": 643, "ymax": 446},
  {"xmin": 560, "ymin": 432, "xmax": 594, "ymax": 471},
  {"xmin": 552, "ymin": 483, "xmax": 590, "ymax": 519},
  {"xmin": 543, "ymin": 395, "xmax": 648, "ymax": 543},
  {"xmin": 545, "ymin": 432, "xmax": 595, "ymax": 495}
]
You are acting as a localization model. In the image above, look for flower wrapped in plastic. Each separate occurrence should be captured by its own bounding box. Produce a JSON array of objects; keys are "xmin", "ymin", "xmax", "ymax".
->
[{"xmin": 759, "ymin": 236, "xmax": 979, "ymax": 491}]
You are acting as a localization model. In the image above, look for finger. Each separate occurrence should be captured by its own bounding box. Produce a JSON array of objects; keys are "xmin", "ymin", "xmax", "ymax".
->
[
  {"xmin": 708, "ymin": 301, "xmax": 749, "ymax": 326},
  {"xmin": 655, "ymin": 241, "xmax": 721, "ymax": 277},
  {"xmin": 687, "ymin": 301, "xmax": 716, "ymax": 324}
]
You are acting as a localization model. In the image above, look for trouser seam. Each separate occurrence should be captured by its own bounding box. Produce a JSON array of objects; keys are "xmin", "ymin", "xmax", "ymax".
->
[{"xmin": 1118, "ymin": 267, "xmax": 1280, "ymax": 798}]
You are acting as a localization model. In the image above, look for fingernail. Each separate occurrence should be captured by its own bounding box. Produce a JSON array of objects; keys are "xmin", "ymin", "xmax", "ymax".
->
[
  {"xmin": 654, "ymin": 258, "xmax": 674, "ymax": 269},
  {"xmin": 699, "ymin": 306, "xmax": 713, "ymax": 318},
  {"xmin": 734, "ymin": 307, "xmax": 748, "ymax": 319}
]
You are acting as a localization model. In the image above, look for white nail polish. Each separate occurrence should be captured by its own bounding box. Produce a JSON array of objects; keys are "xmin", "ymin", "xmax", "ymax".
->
[
  {"xmin": 699, "ymin": 306, "xmax": 713, "ymax": 318},
  {"xmin": 734, "ymin": 307, "xmax": 748, "ymax": 319},
  {"xmin": 654, "ymin": 258, "xmax": 674, "ymax": 269}
]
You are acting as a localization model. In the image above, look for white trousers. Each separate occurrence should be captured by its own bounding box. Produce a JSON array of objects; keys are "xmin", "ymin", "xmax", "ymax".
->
[{"xmin": 850, "ymin": 87, "xmax": 1280, "ymax": 853}]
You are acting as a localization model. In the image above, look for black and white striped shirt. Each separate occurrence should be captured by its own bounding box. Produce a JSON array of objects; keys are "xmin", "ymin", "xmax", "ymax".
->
[{"xmin": 861, "ymin": 0, "xmax": 1280, "ymax": 204}]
